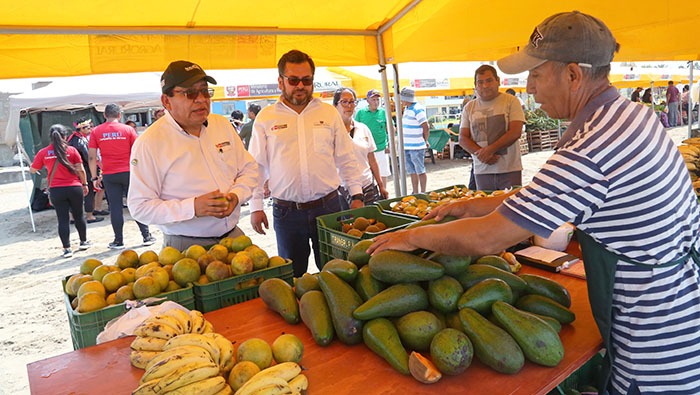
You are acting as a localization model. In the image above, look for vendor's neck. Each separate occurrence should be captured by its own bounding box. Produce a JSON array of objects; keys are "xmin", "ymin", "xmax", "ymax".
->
[{"xmin": 571, "ymin": 79, "xmax": 611, "ymax": 120}]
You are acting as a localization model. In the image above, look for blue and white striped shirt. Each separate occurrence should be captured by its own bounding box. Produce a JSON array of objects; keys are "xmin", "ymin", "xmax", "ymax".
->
[{"xmin": 402, "ymin": 102, "xmax": 428, "ymax": 150}]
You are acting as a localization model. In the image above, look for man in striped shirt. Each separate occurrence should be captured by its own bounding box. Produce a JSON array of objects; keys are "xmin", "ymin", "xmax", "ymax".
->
[
  {"xmin": 369, "ymin": 11, "xmax": 700, "ymax": 394},
  {"xmin": 400, "ymin": 87, "xmax": 429, "ymax": 193}
]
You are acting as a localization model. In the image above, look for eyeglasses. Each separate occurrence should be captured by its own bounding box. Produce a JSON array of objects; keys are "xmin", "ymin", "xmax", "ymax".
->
[
  {"xmin": 338, "ymin": 100, "xmax": 358, "ymax": 106},
  {"xmin": 173, "ymin": 87, "xmax": 215, "ymax": 100},
  {"xmin": 281, "ymin": 75, "xmax": 314, "ymax": 86}
]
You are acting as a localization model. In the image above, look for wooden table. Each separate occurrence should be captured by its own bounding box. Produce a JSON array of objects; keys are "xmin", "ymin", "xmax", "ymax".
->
[{"xmin": 27, "ymin": 265, "xmax": 601, "ymax": 395}]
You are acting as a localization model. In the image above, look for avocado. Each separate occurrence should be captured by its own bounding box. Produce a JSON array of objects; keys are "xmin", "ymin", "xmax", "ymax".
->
[
  {"xmin": 519, "ymin": 273, "xmax": 572, "ymax": 307},
  {"xmin": 353, "ymin": 283, "xmax": 429, "ymax": 320},
  {"xmin": 294, "ymin": 272, "xmax": 320, "ymax": 299},
  {"xmin": 459, "ymin": 308, "xmax": 524, "ymax": 374},
  {"xmin": 427, "ymin": 275, "xmax": 464, "ymax": 314},
  {"xmin": 369, "ymin": 250, "xmax": 445, "ymax": 283},
  {"xmin": 429, "ymin": 328, "xmax": 473, "ymax": 375},
  {"xmin": 353, "ymin": 265, "xmax": 387, "ymax": 302},
  {"xmin": 427, "ymin": 252, "xmax": 473, "ymax": 277},
  {"xmin": 322, "ymin": 258, "xmax": 358, "ymax": 283},
  {"xmin": 395, "ymin": 310, "xmax": 444, "ymax": 352},
  {"xmin": 515, "ymin": 294, "xmax": 576, "ymax": 324},
  {"xmin": 457, "ymin": 278, "xmax": 513, "ymax": 315},
  {"xmin": 347, "ymin": 239, "xmax": 373, "ymax": 268},
  {"xmin": 362, "ymin": 318, "xmax": 410, "ymax": 375},
  {"xmin": 258, "ymin": 278, "xmax": 300, "ymax": 325},
  {"xmin": 318, "ymin": 271, "xmax": 365, "ymax": 345},
  {"xmin": 456, "ymin": 264, "xmax": 527, "ymax": 300},
  {"xmin": 473, "ymin": 255, "xmax": 512, "ymax": 272},
  {"xmin": 491, "ymin": 301, "xmax": 564, "ymax": 367},
  {"xmin": 299, "ymin": 290, "xmax": 334, "ymax": 346}
]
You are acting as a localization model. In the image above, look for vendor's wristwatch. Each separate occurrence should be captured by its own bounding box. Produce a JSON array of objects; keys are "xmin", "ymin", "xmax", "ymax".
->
[
  {"xmin": 351, "ymin": 194, "xmax": 364, "ymax": 203},
  {"xmin": 91, "ymin": 177, "xmax": 99, "ymax": 181}
]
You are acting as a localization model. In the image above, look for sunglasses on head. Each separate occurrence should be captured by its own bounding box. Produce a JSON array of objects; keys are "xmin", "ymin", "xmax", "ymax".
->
[
  {"xmin": 281, "ymin": 75, "xmax": 314, "ymax": 86},
  {"xmin": 173, "ymin": 87, "xmax": 215, "ymax": 100}
]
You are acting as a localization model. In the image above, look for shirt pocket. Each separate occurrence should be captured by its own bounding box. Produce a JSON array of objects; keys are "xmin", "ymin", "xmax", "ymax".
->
[{"xmin": 312, "ymin": 127, "xmax": 333, "ymax": 156}]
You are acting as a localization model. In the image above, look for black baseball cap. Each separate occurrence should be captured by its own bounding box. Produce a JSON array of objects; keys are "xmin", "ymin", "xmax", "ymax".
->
[{"xmin": 160, "ymin": 60, "xmax": 217, "ymax": 93}]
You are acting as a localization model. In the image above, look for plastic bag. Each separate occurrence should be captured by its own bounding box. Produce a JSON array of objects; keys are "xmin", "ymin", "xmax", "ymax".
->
[{"xmin": 96, "ymin": 300, "xmax": 191, "ymax": 344}]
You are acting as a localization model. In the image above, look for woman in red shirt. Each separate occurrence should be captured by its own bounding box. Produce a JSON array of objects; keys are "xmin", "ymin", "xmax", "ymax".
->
[{"xmin": 30, "ymin": 124, "xmax": 92, "ymax": 258}]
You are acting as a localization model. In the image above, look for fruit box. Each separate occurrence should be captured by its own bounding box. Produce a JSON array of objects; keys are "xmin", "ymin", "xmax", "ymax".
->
[
  {"xmin": 193, "ymin": 261, "xmax": 293, "ymax": 313},
  {"xmin": 316, "ymin": 205, "xmax": 416, "ymax": 266},
  {"xmin": 373, "ymin": 193, "xmax": 432, "ymax": 220},
  {"xmin": 62, "ymin": 277, "xmax": 194, "ymax": 350}
]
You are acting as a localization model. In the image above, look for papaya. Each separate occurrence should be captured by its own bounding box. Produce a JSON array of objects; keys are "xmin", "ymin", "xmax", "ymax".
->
[
  {"xmin": 473, "ymin": 255, "xmax": 512, "ymax": 272},
  {"xmin": 353, "ymin": 265, "xmax": 386, "ymax": 301},
  {"xmin": 322, "ymin": 258, "xmax": 358, "ymax": 283},
  {"xmin": 519, "ymin": 273, "xmax": 572, "ymax": 307},
  {"xmin": 427, "ymin": 252, "xmax": 473, "ymax": 277},
  {"xmin": 317, "ymin": 271, "xmax": 364, "ymax": 345},
  {"xmin": 258, "ymin": 278, "xmax": 300, "ymax": 324},
  {"xmin": 369, "ymin": 250, "xmax": 444, "ymax": 283},
  {"xmin": 491, "ymin": 301, "xmax": 564, "ymax": 367},
  {"xmin": 353, "ymin": 283, "xmax": 429, "ymax": 320},
  {"xmin": 294, "ymin": 272, "xmax": 320, "ymax": 299},
  {"xmin": 299, "ymin": 290, "xmax": 334, "ymax": 346},
  {"xmin": 427, "ymin": 275, "xmax": 464, "ymax": 314},
  {"xmin": 347, "ymin": 239, "xmax": 373, "ymax": 268},
  {"xmin": 458, "ymin": 308, "xmax": 524, "ymax": 374},
  {"xmin": 395, "ymin": 311, "xmax": 444, "ymax": 352},
  {"xmin": 516, "ymin": 294, "xmax": 576, "ymax": 324},
  {"xmin": 455, "ymin": 264, "xmax": 527, "ymax": 300},
  {"xmin": 362, "ymin": 318, "xmax": 410, "ymax": 375},
  {"xmin": 457, "ymin": 278, "xmax": 512, "ymax": 315}
]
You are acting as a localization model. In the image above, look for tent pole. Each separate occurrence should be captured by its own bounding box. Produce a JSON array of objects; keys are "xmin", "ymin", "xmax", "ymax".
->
[
  {"xmin": 16, "ymin": 133, "xmax": 36, "ymax": 232},
  {"xmin": 688, "ymin": 61, "xmax": 694, "ymax": 138},
  {"xmin": 376, "ymin": 34, "xmax": 402, "ymax": 198},
  {"xmin": 392, "ymin": 64, "xmax": 408, "ymax": 196}
]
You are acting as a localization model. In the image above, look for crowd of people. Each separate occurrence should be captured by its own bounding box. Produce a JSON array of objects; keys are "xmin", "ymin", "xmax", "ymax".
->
[{"xmin": 630, "ymin": 81, "xmax": 695, "ymax": 128}]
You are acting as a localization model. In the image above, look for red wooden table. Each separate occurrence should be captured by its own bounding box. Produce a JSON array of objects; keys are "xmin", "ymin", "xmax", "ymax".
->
[{"xmin": 27, "ymin": 265, "xmax": 601, "ymax": 395}]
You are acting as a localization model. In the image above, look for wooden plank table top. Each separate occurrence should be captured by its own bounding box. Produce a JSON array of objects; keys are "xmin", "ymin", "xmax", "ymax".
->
[{"xmin": 27, "ymin": 264, "xmax": 601, "ymax": 395}]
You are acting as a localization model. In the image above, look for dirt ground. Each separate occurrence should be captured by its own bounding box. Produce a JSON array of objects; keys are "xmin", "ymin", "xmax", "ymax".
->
[{"xmin": 1, "ymin": 126, "xmax": 689, "ymax": 394}]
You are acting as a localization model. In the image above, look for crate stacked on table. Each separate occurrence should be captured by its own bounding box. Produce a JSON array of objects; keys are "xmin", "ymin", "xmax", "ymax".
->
[
  {"xmin": 527, "ymin": 129, "xmax": 560, "ymax": 152},
  {"xmin": 519, "ymin": 131, "xmax": 529, "ymax": 155}
]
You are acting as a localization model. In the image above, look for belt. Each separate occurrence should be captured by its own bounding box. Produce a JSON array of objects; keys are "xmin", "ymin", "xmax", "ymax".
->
[
  {"xmin": 273, "ymin": 191, "xmax": 337, "ymax": 211},
  {"xmin": 171, "ymin": 226, "xmax": 239, "ymax": 240}
]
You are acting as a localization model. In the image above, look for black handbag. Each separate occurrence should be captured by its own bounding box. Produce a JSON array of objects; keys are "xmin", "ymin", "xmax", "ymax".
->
[{"xmin": 31, "ymin": 160, "xmax": 57, "ymax": 212}]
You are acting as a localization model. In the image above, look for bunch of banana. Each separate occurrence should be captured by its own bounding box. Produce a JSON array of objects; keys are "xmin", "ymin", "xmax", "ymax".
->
[
  {"xmin": 130, "ymin": 309, "xmax": 215, "ymax": 369},
  {"xmin": 678, "ymin": 144, "xmax": 700, "ymax": 183},
  {"xmin": 233, "ymin": 362, "xmax": 308, "ymax": 395}
]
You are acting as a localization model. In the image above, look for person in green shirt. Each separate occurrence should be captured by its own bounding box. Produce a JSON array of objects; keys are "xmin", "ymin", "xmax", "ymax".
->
[{"xmin": 355, "ymin": 89, "xmax": 391, "ymax": 189}]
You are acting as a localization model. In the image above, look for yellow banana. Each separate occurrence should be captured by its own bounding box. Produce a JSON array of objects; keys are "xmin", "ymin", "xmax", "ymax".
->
[
  {"xmin": 130, "ymin": 350, "xmax": 160, "ymax": 369},
  {"xmin": 204, "ymin": 333, "xmax": 235, "ymax": 373},
  {"xmin": 162, "ymin": 308, "xmax": 193, "ymax": 333},
  {"xmin": 189, "ymin": 310, "xmax": 207, "ymax": 334},
  {"xmin": 251, "ymin": 362, "xmax": 302, "ymax": 382},
  {"xmin": 247, "ymin": 383, "xmax": 293, "ymax": 395},
  {"xmin": 132, "ymin": 377, "xmax": 159, "ymax": 395},
  {"xmin": 163, "ymin": 333, "xmax": 221, "ymax": 366},
  {"xmin": 203, "ymin": 320, "xmax": 215, "ymax": 333},
  {"xmin": 146, "ymin": 314, "xmax": 184, "ymax": 334},
  {"xmin": 213, "ymin": 384, "xmax": 234, "ymax": 395},
  {"xmin": 141, "ymin": 351, "xmax": 215, "ymax": 384},
  {"xmin": 144, "ymin": 345, "xmax": 212, "ymax": 372},
  {"xmin": 130, "ymin": 336, "xmax": 168, "ymax": 352},
  {"xmin": 159, "ymin": 375, "xmax": 227, "ymax": 395},
  {"xmin": 234, "ymin": 377, "xmax": 290, "ymax": 395},
  {"xmin": 153, "ymin": 361, "xmax": 220, "ymax": 393},
  {"xmin": 287, "ymin": 374, "xmax": 308, "ymax": 393},
  {"xmin": 134, "ymin": 321, "xmax": 180, "ymax": 340}
]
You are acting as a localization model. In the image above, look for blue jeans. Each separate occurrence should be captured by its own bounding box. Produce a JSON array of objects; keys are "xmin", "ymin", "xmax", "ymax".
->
[
  {"xmin": 273, "ymin": 196, "xmax": 341, "ymax": 277},
  {"xmin": 667, "ymin": 101, "xmax": 680, "ymax": 127}
]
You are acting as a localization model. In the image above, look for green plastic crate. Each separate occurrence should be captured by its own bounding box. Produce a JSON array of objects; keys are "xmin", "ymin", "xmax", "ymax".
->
[
  {"xmin": 373, "ymin": 193, "xmax": 432, "ymax": 220},
  {"xmin": 426, "ymin": 184, "xmax": 469, "ymax": 198},
  {"xmin": 316, "ymin": 205, "xmax": 416, "ymax": 265},
  {"xmin": 62, "ymin": 277, "xmax": 195, "ymax": 350},
  {"xmin": 193, "ymin": 262, "xmax": 293, "ymax": 313},
  {"xmin": 549, "ymin": 350, "xmax": 604, "ymax": 395}
]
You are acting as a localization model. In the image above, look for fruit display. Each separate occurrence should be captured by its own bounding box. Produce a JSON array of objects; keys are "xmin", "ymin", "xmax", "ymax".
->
[
  {"xmin": 389, "ymin": 196, "xmax": 437, "ymax": 218},
  {"xmin": 340, "ymin": 216, "xmax": 387, "ymax": 237},
  {"xmin": 64, "ymin": 235, "xmax": 288, "ymax": 314},
  {"xmin": 259, "ymin": 243, "xmax": 574, "ymax": 384},
  {"xmin": 678, "ymin": 141, "xmax": 700, "ymax": 196},
  {"xmin": 389, "ymin": 188, "xmax": 511, "ymax": 219}
]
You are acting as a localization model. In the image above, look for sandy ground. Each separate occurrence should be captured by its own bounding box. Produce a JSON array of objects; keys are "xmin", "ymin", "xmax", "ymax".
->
[{"xmin": 0, "ymin": 126, "xmax": 689, "ymax": 394}]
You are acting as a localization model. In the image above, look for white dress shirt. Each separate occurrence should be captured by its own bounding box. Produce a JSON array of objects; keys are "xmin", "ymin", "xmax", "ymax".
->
[
  {"xmin": 128, "ymin": 112, "xmax": 259, "ymax": 237},
  {"xmin": 248, "ymin": 97, "xmax": 363, "ymax": 212},
  {"xmin": 346, "ymin": 121, "xmax": 377, "ymax": 188}
]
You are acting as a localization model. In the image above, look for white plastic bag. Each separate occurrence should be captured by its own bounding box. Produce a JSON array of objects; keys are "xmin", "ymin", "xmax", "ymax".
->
[{"xmin": 96, "ymin": 300, "xmax": 191, "ymax": 344}]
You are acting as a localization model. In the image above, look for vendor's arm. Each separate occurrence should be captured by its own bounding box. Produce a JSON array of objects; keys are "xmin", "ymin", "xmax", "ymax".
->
[
  {"xmin": 368, "ymin": 209, "xmax": 532, "ymax": 257},
  {"xmin": 423, "ymin": 190, "xmax": 517, "ymax": 221},
  {"xmin": 87, "ymin": 147, "xmax": 99, "ymax": 182},
  {"xmin": 458, "ymin": 126, "xmax": 482, "ymax": 157}
]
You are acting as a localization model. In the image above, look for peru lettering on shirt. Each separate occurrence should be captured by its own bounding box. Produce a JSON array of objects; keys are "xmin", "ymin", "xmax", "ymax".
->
[
  {"xmin": 89, "ymin": 122, "xmax": 138, "ymax": 174},
  {"xmin": 31, "ymin": 145, "xmax": 83, "ymax": 188}
]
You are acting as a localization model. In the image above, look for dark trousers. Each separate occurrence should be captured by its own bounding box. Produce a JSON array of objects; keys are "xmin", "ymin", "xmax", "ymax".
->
[
  {"xmin": 273, "ymin": 196, "xmax": 341, "ymax": 277},
  {"xmin": 103, "ymin": 171, "xmax": 150, "ymax": 243},
  {"xmin": 49, "ymin": 186, "xmax": 87, "ymax": 248},
  {"xmin": 83, "ymin": 178, "xmax": 95, "ymax": 213}
]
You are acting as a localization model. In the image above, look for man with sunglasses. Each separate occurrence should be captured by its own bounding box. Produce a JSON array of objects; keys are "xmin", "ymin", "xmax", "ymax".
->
[
  {"xmin": 248, "ymin": 49, "xmax": 364, "ymax": 277},
  {"xmin": 128, "ymin": 60, "xmax": 259, "ymax": 251}
]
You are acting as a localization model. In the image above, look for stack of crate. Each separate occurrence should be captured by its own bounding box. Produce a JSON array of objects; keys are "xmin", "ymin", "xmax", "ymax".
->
[
  {"xmin": 519, "ymin": 131, "xmax": 529, "ymax": 155},
  {"xmin": 527, "ymin": 129, "xmax": 560, "ymax": 152}
]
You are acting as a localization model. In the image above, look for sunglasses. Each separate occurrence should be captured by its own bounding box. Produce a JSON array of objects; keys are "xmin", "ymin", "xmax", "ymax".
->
[
  {"xmin": 173, "ymin": 87, "xmax": 215, "ymax": 100},
  {"xmin": 281, "ymin": 75, "xmax": 314, "ymax": 86}
]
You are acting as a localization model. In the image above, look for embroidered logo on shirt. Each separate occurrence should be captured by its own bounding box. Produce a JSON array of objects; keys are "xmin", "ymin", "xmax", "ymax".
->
[
  {"xmin": 215, "ymin": 141, "xmax": 231, "ymax": 149},
  {"xmin": 272, "ymin": 124, "xmax": 288, "ymax": 131},
  {"xmin": 313, "ymin": 121, "xmax": 326, "ymax": 127}
]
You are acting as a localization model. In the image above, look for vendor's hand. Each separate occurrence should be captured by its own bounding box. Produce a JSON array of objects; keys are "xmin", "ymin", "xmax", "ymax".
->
[
  {"xmin": 423, "ymin": 199, "xmax": 471, "ymax": 221},
  {"xmin": 251, "ymin": 210, "xmax": 268, "ymax": 235},
  {"xmin": 194, "ymin": 190, "xmax": 231, "ymax": 218},
  {"xmin": 350, "ymin": 199, "xmax": 364, "ymax": 209},
  {"xmin": 367, "ymin": 229, "xmax": 418, "ymax": 255}
]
